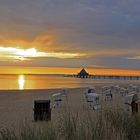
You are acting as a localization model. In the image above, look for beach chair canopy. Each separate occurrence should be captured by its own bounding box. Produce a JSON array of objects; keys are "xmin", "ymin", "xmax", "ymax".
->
[
  {"xmin": 114, "ymin": 85, "xmax": 120, "ymax": 88},
  {"xmin": 102, "ymin": 86, "xmax": 112, "ymax": 93},
  {"xmin": 120, "ymin": 88, "xmax": 128, "ymax": 94},
  {"xmin": 102, "ymin": 89, "xmax": 111, "ymax": 94},
  {"xmin": 128, "ymin": 85, "xmax": 139, "ymax": 93},
  {"xmin": 121, "ymin": 88, "xmax": 128, "ymax": 91},
  {"xmin": 52, "ymin": 93, "xmax": 62, "ymax": 101},
  {"xmin": 113, "ymin": 85, "xmax": 120, "ymax": 90},
  {"xmin": 87, "ymin": 87, "xmax": 96, "ymax": 93},
  {"xmin": 52, "ymin": 93, "xmax": 62, "ymax": 97}
]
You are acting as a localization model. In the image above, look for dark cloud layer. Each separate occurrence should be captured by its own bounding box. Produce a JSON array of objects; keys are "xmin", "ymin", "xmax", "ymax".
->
[{"xmin": 0, "ymin": 0, "xmax": 140, "ymax": 69}]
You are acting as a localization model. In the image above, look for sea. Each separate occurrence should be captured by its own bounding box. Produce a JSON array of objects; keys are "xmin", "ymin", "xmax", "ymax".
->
[{"xmin": 0, "ymin": 74, "xmax": 138, "ymax": 90}]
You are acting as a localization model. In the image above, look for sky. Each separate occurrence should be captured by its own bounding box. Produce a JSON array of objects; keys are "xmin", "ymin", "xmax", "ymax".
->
[{"xmin": 0, "ymin": 0, "xmax": 140, "ymax": 74}]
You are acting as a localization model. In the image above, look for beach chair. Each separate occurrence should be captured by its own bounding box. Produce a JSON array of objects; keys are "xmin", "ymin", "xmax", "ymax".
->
[
  {"xmin": 113, "ymin": 85, "xmax": 120, "ymax": 93},
  {"xmin": 52, "ymin": 93, "xmax": 62, "ymax": 108},
  {"xmin": 101, "ymin": 86, "xmax": 113, "ymax": 101},
  {"xmin": 102, "ymin": 86, "xmax": 112, "ymax": 95},
  {"xmin": 85, "ymin": 87, "xmax": 96, "ymax": 99},
  {"xmin": 86, "ymin": 93, "xmax": 101, "ymax": 110},
  {"xmin": 120, "ymin": 88, "xmax": 128, "ymax": 96},
  {"xmin": 33, "ymin": 100, "xmax": 51, "ymax": 121},
  {"xmin": 124, "ymin": 93, "xmax": 139, "ymax": 114},
  {"xmin": 128, "ymin": 84, "xmax": 139, "ymax": 93},
  {"xmin": 102, "ymin": 86, "xmax": 109, "ymax": 94},
  {"xmin": 104, "ymin": 89, "xmax": 112, "ymax": 101}
]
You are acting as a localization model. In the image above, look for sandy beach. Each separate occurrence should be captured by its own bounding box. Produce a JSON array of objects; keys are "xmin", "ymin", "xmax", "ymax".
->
[
  {"xmin": 0, "ymin": 81, "xmax": 140, "ymax": 129},
  {"xmin": 0, "ymin": 88, "xmax": 85, "ymax": 128}
]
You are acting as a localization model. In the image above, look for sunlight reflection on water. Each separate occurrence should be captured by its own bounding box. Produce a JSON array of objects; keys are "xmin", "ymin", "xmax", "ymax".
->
[{"xmin": 18, "ymin": 75, "xmax": 25, "ymax": 90}]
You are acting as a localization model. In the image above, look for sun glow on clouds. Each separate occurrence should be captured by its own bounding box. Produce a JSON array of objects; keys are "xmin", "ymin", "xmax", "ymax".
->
[{"xmin": 0, "ymin": 46, "xmax": 85, "ymax": 60}]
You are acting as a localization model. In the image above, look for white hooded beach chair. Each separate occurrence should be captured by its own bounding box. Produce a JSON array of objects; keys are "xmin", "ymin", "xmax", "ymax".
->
[
  {"xmin": 128, "ymin": 84, "xmax": 139, "ymax": 93},
  {"xmin": 85, "ymin": 87, "xmax": 96, "ymax": 99},
  {"xmin": 52, "ymin": 93, "xmax": 62, "ymax": 108},
  {"xmin": 102, "ymin": 86, "xmax": 110, "ymax": 94},
  {"xmin": 86, "ymin": 93, "xmax": 101, "ymax": 110},
  {"xmin": 120, "ymin": 88, "xmax": 128, "ymax": 96},
  {"xmin": 124, "ymin": 93, "xmax": 139, "ymax": 114},
  {"xmin": 113, "ymin": 85, "xmax": 120, "ymax": 93},
  {"xmin": 101, "ymin": 86, "xmax": 113, "ymax": 101},
  {"xmin": 104, "ymin": 89, "xmax": 112, "ymax": 101}
]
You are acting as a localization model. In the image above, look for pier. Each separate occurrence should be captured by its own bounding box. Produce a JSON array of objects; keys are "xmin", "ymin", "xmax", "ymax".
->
[{"xmin": 65, "ymin": 68, "xmax": 140, "ymax": 80}]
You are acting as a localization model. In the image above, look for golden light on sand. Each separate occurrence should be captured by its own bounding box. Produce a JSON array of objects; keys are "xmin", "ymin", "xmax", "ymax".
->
[{"xmin": 18, "ymin": 75, "xmax": 25, "ymax": 90}]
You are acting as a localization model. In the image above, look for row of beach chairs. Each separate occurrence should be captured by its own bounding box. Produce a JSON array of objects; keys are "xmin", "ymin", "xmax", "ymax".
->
[
  {"xmin": 85, "ymin": 84, "xmax": 140, "ymax": 113},
  {"xmin": 52, "ymin": 84, "xmax": 140, "ymax": 110},
  {"xmin": 33, "ymin": 84, "xmax": 140, "ymax": 121}
]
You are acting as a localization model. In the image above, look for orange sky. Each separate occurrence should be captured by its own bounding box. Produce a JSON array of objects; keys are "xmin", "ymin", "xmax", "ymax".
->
[{"xmin": 0, "ymin": 66, "xmax": 140, "ymax": 76}]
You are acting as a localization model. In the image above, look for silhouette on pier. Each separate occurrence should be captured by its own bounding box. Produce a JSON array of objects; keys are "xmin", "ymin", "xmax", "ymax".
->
[{"xmin": 77, "ymin": 68, "xmax": 89, "ymax": 78}]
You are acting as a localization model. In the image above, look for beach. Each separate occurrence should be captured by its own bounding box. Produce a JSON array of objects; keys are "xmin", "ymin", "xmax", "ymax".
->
[
  {"xmin": 0, "ymin": 88, "xmax": 85, "ymax": 129},
  {"xmin": 0, "ymin": 80, "xmax": 140, "ymax": 130}
]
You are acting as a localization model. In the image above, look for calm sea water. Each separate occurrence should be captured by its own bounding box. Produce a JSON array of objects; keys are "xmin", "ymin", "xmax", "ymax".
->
[{"xmin": 0, "ymin": 74, "xmax": 137, "ymax": 90}]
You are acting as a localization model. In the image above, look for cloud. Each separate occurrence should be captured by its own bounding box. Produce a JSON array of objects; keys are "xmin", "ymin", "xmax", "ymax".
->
[
  {"xmin": 0, "ymin": 0, "xmax": 140, "ymax": 69},
  {"xmin": 126, "ymin": 56, "xmax": 140, "ymax": 60}
]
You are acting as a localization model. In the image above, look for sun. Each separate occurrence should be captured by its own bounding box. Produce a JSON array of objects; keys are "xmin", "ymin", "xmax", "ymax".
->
[
  {"xmin": 24, "ymin": 48, "xmax": 37, "ymax": 57},
  {"xmin": 15, "ymin": 48, "xmax": 38, "ymax": 61},
  {"xmin": 16, "ymin": 48, "xmax": 37, "ymax": 57}
]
